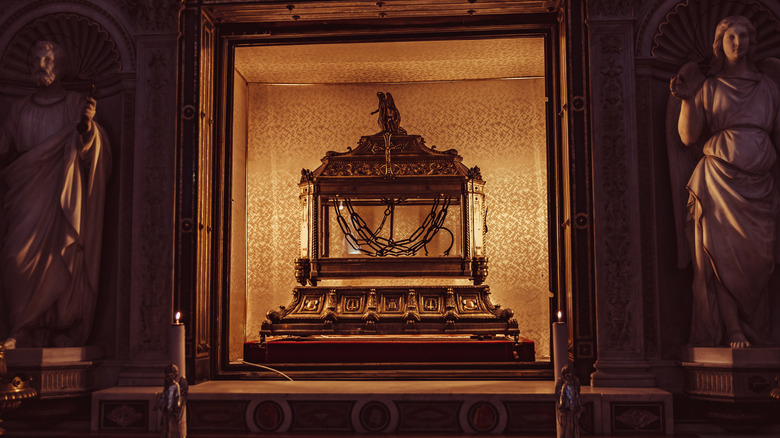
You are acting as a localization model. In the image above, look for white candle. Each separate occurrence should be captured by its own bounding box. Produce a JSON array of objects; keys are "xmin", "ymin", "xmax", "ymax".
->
[
  {"xmin": 169, "ymin": 311, "xmax": 186, "ymax": 378},
  {"xmin": 552, "ymin": 310, "xmax": 568, "ymax": 382}
]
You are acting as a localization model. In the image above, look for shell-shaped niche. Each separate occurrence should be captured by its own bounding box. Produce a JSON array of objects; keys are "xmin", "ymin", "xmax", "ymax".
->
[
  {"xmin": 652, "ymin": 0, "xmax": 780, "ymax": 69},
  {"xmin": 0, "ymin": 13, "xmax": 121, "ymax": 96}
]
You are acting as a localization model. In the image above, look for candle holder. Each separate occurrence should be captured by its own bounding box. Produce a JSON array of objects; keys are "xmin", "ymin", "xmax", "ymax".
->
[{"xmin": 0, "ymin": 346, "xmax": 37, "ymax": 435}]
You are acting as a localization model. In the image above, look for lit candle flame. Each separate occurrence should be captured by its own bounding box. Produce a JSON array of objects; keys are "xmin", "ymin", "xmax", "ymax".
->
[
  {"xmin": 175, "ymin": 311, "xmax": 181, "ymax": 324},
  {"xmin": 557, "ymin": 310, "xmax": 562, "ymax": 322}
]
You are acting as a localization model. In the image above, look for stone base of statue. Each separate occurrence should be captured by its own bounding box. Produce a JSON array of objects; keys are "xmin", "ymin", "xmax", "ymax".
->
[
  {"xmin": 680, "ymin": 346, "xmax": 780, "ymax": 432},
  {"xmin": 4, "ymin": 346, "xmax": 102, "ymax": 399},
  {"xmin": 1, "ymin": 346, "xmax": 102, "ymax": 430}
]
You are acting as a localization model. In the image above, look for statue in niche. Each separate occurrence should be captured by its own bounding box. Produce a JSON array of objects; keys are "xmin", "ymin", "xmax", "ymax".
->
[
  {"xmin": 159, "ymin": 364, "xmax": 188, "ymax": 438},
  {"xmin": 370, "ymin": 91, "xmax": 406, "ymax": 134},
  {"xmin": 555, "ymin": 363, "xmax": 581, "ymax": 438},
  {"xmin": 0, "ymin": 40, "xmax": 112, "ymax": 348},
  {"xmin": 668, "ymin": 15, "xmax": 780, "ymax": 348}
]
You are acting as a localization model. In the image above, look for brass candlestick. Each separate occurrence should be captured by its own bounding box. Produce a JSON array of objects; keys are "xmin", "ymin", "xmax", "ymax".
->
[{"xmin": 0, "ymin": 346, "xmax": 37, "ymax": 435}]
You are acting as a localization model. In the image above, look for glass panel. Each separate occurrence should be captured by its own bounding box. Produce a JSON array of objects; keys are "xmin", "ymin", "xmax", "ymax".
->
[{"xmin": 324, "ymin": 197, "xmax": 462, "ymax": 258}]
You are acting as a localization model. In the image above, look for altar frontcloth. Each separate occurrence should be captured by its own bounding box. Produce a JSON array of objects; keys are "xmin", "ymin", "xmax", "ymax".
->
[{"xmin": 245, "ymin": 335, "xmax": 535, "ymax": 363}]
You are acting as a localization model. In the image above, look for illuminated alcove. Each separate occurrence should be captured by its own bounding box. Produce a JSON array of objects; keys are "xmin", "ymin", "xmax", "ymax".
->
[{"xmin": 227, "ymin": 36, "xmax": 551, "ymax": 364}]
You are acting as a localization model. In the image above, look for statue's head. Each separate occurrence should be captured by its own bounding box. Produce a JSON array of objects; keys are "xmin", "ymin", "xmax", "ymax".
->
[
  {"xmin": 560, "ymin": 363, "xmax": 575, "ymax": 381},
  {"xmin": 29, "ymin": 40, "xmax": 66, "ymax": 88},
  {"xmin": 710, "ymin": 15, "xmax": 757, "ymax": 74},
  {"xmin": 164, "ymin": 364, "xmax": 179, "ymax": 383}
]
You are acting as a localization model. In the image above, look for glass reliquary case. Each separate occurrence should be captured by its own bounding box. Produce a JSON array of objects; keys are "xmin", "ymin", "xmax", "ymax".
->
[{"xmin": 261, "ymin": 93, "xmax": 522, "ymax": 345}]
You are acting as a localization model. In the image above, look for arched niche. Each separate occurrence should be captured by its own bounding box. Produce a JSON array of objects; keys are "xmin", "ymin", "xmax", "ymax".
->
[
  {"xmin": 630, "ymin": 0, "xmax": 780, "ymax": 375},
  {"xmin": 0, "ymin": 5, "xmax": 136, "ymax": 358}
]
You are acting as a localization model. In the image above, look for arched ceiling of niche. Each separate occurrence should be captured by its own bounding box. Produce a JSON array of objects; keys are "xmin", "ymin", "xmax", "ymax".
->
[
  {"xmin": 649, "ymin": 0, "xmax": 780, "ymax": 68},
  {"xmin": 0, "ymin": 13, "xmax": 122, "ymax": 96},
  {"xmin": 234, "ymin": 37, "xmax": 545, "ymax": 84}
]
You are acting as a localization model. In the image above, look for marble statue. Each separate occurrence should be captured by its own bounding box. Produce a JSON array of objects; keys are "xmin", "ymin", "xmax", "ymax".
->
[
  {"xmin": 159, "ymin": 364, "xmax": 188, "ymax": 438},
  {"xmin": 0, "ymin": 40, "xmax": 112, "ymax": 348},
  {"xmin": 555, "ymin": 364, "xmax": 581, "ymax": 438},
  {"xmin": 669, "ymin": 16, "xmax": 780, "ymax": 348}
]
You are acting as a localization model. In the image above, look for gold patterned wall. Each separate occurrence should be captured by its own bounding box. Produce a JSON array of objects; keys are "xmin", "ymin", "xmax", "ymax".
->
[{"xmin": 244, "ymin": 79, "xmax": 550, "ymax": 359}]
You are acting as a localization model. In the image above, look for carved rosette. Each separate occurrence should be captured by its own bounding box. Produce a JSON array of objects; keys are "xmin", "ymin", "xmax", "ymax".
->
[
  {"xmin": 117, "ymin": 0, "xmax": 182, "ymax": 33},
  {"xmin": 588, "ymin": 0, "xmax": 634, "ymax": 18}
]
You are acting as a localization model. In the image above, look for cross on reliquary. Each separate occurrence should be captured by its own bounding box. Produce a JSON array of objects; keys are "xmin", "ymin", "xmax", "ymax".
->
[{"xmin": 372, "ymin": 132, "xmax": 401, "ymax": 177}]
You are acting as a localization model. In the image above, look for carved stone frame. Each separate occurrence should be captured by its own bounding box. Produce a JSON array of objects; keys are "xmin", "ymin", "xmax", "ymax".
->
[{"xmin": 177, "ymin": 3, "xmax": 571, "ymax": 380}]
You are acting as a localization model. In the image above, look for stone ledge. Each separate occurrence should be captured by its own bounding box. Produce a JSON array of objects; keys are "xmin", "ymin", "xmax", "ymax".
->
[
  {"xmin": 4, "ymin": 345, "xmax": 103, "ymax": 366},
  {"xmin": 681, "ymin": 346, "xmax": 780, "ymax": 366}
]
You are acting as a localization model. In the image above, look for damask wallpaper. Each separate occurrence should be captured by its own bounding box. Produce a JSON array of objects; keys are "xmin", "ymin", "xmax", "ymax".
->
[{"xmin": 242, "ymin": 78, "xmax": 550, "ymax": 360}]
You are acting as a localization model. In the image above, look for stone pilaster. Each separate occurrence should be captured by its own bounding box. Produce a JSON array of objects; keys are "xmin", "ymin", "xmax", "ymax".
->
[
  {"xmin": 586, "ymin": 0, "xmax": 654, "ymax": 387},
  {"xmin": 121, "ymin": 1, "xmax": 181, "ymax": 385}
]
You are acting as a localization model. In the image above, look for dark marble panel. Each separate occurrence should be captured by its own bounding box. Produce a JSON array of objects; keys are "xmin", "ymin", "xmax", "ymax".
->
[
  {"xmin": 396, "ymin": 401, "xmax": 461, "ymax": 433},
  {"xmin": 611, "ymin": 402, "xmax": 664, "ymax": 435},
  {"xmin": 99, "ymin": 401, "xmax": 148, "ymax": 431},
  {"xmin": 188, "ymin": 400, "xmax": 249, "ymax": 431},
  {"xmin": 503, "ymin": 401, "xmax": 556, "ymax": 433},
  {"xmin": 290, "ymin": 400, "xmax": 354, "ymax": 432}
]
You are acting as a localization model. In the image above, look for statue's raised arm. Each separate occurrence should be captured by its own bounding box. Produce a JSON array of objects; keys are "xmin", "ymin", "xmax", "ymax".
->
[{"xmin": 666, "ymin": 15, "xmax": 780, "ymax": 349}]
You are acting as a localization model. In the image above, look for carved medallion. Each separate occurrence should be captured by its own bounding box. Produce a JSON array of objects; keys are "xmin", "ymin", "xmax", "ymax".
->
[
  {"xmin": 359, "ymin": 401, "xmax": 391, "ymax": 432},
  {"xmin": 254, "ymin": 401, "xmax": 284, "ymax": 432},
  {"xmin": 468, "ymin": 402, "xmax": 498, "ymax": 433}
]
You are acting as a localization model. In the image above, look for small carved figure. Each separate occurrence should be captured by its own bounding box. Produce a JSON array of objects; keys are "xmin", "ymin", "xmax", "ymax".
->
[
  {"xmin": 370, "ymin": 91, "xmax": 388, "ymax": 132},
  {"xmin": 384, "ymin": 92, "xmax": 404, "ymax": 133},
  {"xmin": 370, "ymin": 91, "xmax": 406, "ymax": 134},
  {"xmin": 0, "ymin": 40, "xmax": 111, "ymax": 348},
  {"xmin": 668, "ymin": 16, "xmax": 780, "ymax": 348},
  {"xmin": 555, "ymin": 364, "xmax": 581, "ymax": 438},
  {"xmin": 770, "ymin": 373, "xmax": 780, "ymax": 400},
  {"xmin": 159, "ymin": 364, "xmax": 188, "ymax": 438}
]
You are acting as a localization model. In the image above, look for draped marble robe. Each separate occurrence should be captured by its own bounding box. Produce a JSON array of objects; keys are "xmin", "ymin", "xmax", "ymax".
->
[
  {"xmin": 0, "ymin": 90, "xmax": 111, "ymax": 347},
  {"xmin": 686, "ymin": 73, "xmax": 780, "ymax": 346}
]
